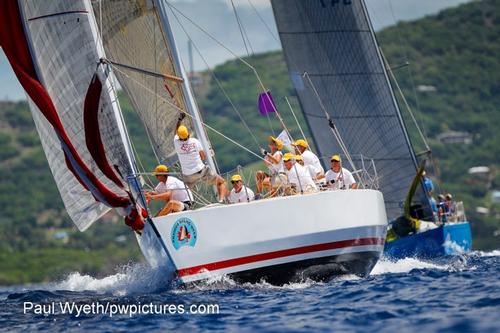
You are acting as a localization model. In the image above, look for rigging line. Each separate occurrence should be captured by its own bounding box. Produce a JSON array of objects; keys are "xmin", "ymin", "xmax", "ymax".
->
[
  {"xmin": 153, "ymin": 5, "xmax": 160, "ymax": 163},
  {"xmin": 169, "ymin": 8, "xmax": 262, "ymax": 150},
  {"xmin": 386, "ymin": 0, "xmax": 429, "ymax": 144},
  {"xmin": 101, "ymin": 59, "xmax": 163, "ymax": 175},
  {"xmin": 165, "ymin": 1, "xmax": 293, "ymax": 140},
  {"xmin": 265, "ymin": 103, "xmax": 276, "ymax": 137},
  {"xmin": 247, "ymin": 0, "xmax": 280, "ymax": 43},
  {"xmin": 284, "ymin": 96, "xmax": 314, "ymax": 153},
  {"xmin": 165, "ymin": 0, "xmax": 292, "ymax": 139},
  {"xmin": 230, "ymin": 0, "xmax": 251, "ymax": 56},
  {"xmin": 302, "ymin": 72, "xmax": 359, "ymax": 180},
  {"xmin": 109, "ymin": 64, "xmax": 266, "ymax": 162},
  {"xmin": 98, "ymin": 0, "xmax": 102, "ymax": 42},
  {"xmin": 100, "ymin": 58, "xmax": 183, "ymax": 82},
  {"xmin": 381, "ymin": 51, "xmax": 430, "ymax": 152}
]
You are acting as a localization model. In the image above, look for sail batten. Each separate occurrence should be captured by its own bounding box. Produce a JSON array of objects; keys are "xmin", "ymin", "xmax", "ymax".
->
[{"xmin": 271, "ymin": 0, "xmax": 431, "ymax": 220}]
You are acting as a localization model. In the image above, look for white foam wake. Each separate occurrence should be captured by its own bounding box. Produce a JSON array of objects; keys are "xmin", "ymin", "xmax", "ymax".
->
[
  {"xmin": 370, "ymin": 257, "xmax": 448, "ymax": 275},
  {"xmin": 48, "ymin": 263, "xmax": 171, "ymax": 296},
  {"xmin": 474, "ymin": 249, "xmax": 500, "ymax": 257}
]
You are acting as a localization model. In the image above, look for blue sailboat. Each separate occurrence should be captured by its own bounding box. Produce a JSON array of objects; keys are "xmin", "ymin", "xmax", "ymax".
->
[{"xmin": 270, "ymin": 0, "xmax": 472, "ymax": 258}]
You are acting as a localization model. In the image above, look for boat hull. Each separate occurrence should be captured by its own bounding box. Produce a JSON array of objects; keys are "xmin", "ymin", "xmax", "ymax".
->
[
  {"xmin": 384, "ymin": 222, "xmax": 472, "ymax": 259},
  {"xmin": 137, "ymin": 190, "xmax": 387, "ymax": 285}
]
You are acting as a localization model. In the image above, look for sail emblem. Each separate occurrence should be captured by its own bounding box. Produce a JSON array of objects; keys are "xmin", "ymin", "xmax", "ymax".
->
[{"xmin": 171, "ymin": 217, "xmax": 197, "ymax": 250}]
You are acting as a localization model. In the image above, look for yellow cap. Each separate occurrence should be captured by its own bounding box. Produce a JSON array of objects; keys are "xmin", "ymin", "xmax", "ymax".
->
[
  {"xmin": 283, "ymin": 152, "xmax": 295, "ymax": 162},
  {"xmin": 268, "ymin": 136, "xmax": 284, "ymax": 150},
  {"xmin": 331, "ymin": 154, "xmax": 341, "ymax": 162},
  {"xmin": 177, "ymin": 125, "xmax": 189, "ymax": 140},
  {"xmin": 154, "ymin": 164, "xmax": 169, "ymax": 175},
  {"xmin": 293, "ymin": 139, "xmax": 308, "ymax": 148},
  {"xmin": 231, "ymin": 174, "xmax": 242, "ymax": 182},
  {"xmin": 295, "ymin": 154, "xmax": 303, "ymax": 161},
  {"xmin": 445, "ymin": 193, "xmax": 453, "ymax": 199}
]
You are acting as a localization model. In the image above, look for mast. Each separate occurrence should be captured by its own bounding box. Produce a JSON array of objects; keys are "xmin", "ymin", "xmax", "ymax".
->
[{"xmin": 154, "ymin": 0, "xmax": 217, "ymax": 173}]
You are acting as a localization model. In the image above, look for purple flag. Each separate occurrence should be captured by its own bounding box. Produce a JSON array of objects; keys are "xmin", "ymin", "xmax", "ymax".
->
[{"xmin": 258, "ymin": 91, "xmax": 277, "ymax": 116}]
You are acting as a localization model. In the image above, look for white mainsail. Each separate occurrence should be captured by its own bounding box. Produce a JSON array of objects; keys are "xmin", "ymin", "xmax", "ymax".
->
[{"xmin": 16, "ymin": 0, "xmax": 136, "ymax": 230}]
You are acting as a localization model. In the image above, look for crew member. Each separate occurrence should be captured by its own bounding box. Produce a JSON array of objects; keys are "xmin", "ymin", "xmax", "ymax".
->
[
  {"xmin": 283, "ymin": 153, "xmax": 318, "ymax": 194},
  {"xmin": 228, "ymin": 174, "xmax": 255, "ymax": 203},
  {"xmin": 292, "ymin": 139, "xmax": 324, "ymax": 174},
  {"xmin": 325, "ymin": 154, "xmax": 358, "ymax": 189},
  {"xmin": 174, "ymin": 113, "xmax": 227, "ymax": 202},
  {"xmin": 145, "ymin": 164, "xmax": 194, "ymax": 217},
  {"xmin": 256, "ymin": 136, "xmax": 286, "ymax": 197},
  {"xmin": 295, "ymin": 154, "xmax": 324, "ymax": 182}
]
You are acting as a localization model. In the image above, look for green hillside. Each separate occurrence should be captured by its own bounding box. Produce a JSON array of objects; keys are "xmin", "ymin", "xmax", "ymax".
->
[{"xmin": 0, "ymin": 0, "xmax": 498, "ymax": 284}]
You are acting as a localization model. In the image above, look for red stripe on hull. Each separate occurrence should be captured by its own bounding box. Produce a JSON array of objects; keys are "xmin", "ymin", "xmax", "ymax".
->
[{"xmin": 177, "ymin": 237, "xmax": 384, "ymax": 277}]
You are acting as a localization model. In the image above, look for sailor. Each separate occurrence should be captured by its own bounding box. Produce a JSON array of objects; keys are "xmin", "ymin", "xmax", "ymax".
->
[
  {"xmin": 174, "ymin": 113, "xmax": 227, "ymax": 202},
  {"xmin": 145, "ymin": 164, "xmax": 194, "ymax": 217},
  {"xmin": 256, "ymin": 136, "xmax": 287, "ymax": 196},
  {"xmin": 422, "ymin": 171, "xmax": 437, "ymax": 220},
  {"xmin": 445, "ymin": 193, "xmax": 456, "ymax": 220},
  {"xmin": 422, "ymin": 171, "xmax": 435, "ymax": 194},
  {"xmin": 228, "ymin": 174, "xmax": 255, "ymax": 203},
  {"xmin": 292, "ymin": 139, "xmax": 324, "ymax": 174},
  {"xmin": 295, "ymin": 154, "xmax": 324, "ymax": 182},
  {"xmin": 325, "ymin": 154, "xmax": 358, "ymax": 189},
  {"xmin": 283, "ymin": 153, "xmax": 318, "ymax": 194},
  {"xmin": 437, "ymin": 194, "xmax": 447, "ymax": 223}
]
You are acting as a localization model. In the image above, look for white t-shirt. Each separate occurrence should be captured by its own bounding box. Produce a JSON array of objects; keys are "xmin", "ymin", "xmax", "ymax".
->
[
  {"xmin": 325, "ymin": 167, "xmax": 356, "ymax": 189},
  {"xmin": 155, "ymin": 176, "xmax": 193, "ymax": 202},
  {"xmin": 286, "ymin": 163, "xmax": 318, "ymax": 192},
  {"xmin": 228, "ymin": 186, "xmax": 255, "ymax": 204},
  {"xmin": 174, "ymin": 135, "xmax": 205, "ymax": 175},
  {"xmin": 266, "ymin": 151, "xmax": 284, "ymax": 174},
  {"xmin": 305, "ymin": 164, "xmax": 320, "ymax": 180},
  {"xmin": 301, "ymin": 150, "xmax": 324, "ymax": 174}
]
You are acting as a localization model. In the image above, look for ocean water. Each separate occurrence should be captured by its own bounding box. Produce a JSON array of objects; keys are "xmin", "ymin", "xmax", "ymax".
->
[{"xmin": 1, "ymin": 251, "xmax": 499, "ymax": 332}]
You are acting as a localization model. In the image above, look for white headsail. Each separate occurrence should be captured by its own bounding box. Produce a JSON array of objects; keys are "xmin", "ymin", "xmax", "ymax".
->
[{"xmin": 8, "ymin": 0, "xmax": 136, "ymax": 230}]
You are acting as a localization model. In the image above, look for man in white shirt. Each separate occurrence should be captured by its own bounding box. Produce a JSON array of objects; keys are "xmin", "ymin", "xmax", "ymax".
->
[
  {"xmin": 256, "ymin": 136, "xmax": 286, "ymax": 197},
  {"xmin": 295, "ymin": 154, "xmax": 324, "ymax": 182},
  {"xmin": 174, "ymin": 113, "xmax": 227, "ymax": 202},
  {"xmin": 325, "ymin": 155, "xmax": 358, "ymax": 190},
  {"xmin": 227, "ymin": 174, "xmax": 255, "ymax": 203},
  {"xmin": 145, "ymin": 164, "xmax": 194, "ymax": 216},
  {"xmin": 283, "ymin": 153, "xmax": 318, "ymax": 194},
  {"xmin": 292, "ymin": 139, "xmax": 325, "ymax": 175}
]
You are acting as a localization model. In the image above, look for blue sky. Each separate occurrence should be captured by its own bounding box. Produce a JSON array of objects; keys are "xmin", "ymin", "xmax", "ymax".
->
[{"xmin": 0, "ymin": 0, "xmax": 470, "ymax": 100}]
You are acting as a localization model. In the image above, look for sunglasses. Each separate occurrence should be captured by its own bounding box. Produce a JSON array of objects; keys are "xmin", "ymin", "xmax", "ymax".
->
[
  {"xmin": 231, "ymin": 181, "xmax": 241, "ymax": 184},
  {"xmin": 331, "ymin": 160, "xmax": 340, "ymax": 163}
]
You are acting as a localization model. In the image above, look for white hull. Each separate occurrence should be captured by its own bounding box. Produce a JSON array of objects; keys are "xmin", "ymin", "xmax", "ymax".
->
[{"xmin": 137, "ymin": 189, "xmax": 387, "ymax": 285}]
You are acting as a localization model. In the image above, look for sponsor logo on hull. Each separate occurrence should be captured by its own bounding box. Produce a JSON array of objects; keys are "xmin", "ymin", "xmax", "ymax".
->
[{"xmin": 171, "ymin": 217, "xmax": 197, "ymax": 250}]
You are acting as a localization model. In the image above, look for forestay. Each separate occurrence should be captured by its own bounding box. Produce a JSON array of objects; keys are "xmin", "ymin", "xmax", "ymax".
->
[
  {"xmin": 16, "ymin": 0, "xmax": 134, "ymax": 230},
  {"xmin": 270, "ymin": 0, "xmax": 431, "ymax": 220}
]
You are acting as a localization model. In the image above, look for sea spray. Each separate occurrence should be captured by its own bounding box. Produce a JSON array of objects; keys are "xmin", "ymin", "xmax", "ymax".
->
[{"xmin": 48, "ymin": 262, "xmax": 171, "ymax": 296}]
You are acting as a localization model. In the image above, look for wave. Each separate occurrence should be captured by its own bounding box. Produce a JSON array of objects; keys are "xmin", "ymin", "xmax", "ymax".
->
[
  {"xmin": 473, "ymin": 250, "xmax": 500, "ymax": 257},
  {"xmin": 371, "ymin": 257, "xmax": 449, "ymax": 275},
  {"xmin": 46, "ymin": 263, "xmax": 171, "ymax": 296}
]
